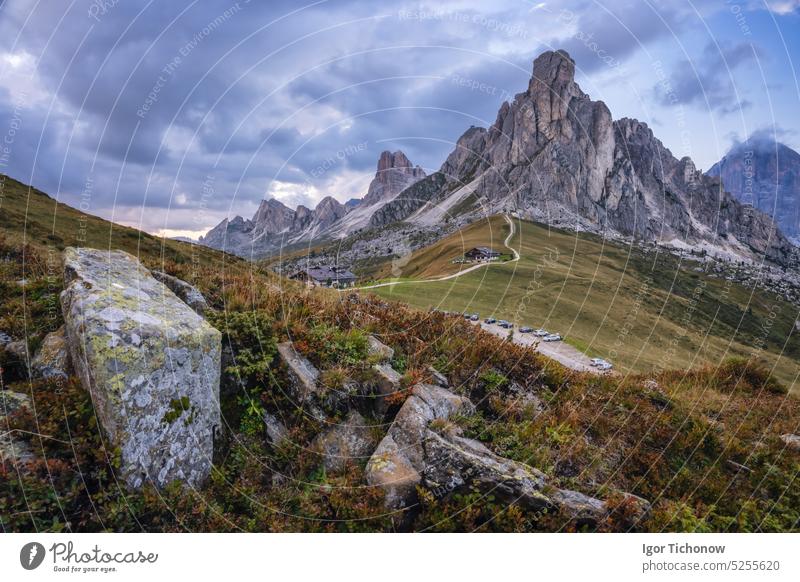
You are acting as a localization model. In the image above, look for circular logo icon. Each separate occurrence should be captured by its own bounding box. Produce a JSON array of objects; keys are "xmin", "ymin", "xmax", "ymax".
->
[{"xmin": 20, "ymin": 542, "xmax": 46, "ymax": 570}]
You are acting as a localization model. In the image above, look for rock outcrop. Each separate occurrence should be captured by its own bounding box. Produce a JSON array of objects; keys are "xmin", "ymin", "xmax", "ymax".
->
[
  {"xmin": 780, "ymin": 433, "xmax": 800, "ymax": 451},
  {"xmin": 361, "ymin": 151, "xmax": 426, "ymax": 206},
  {"xmin": 422, "ymin": 429, "xmax": 552, "ymax": 511},
  {"xmin": 365, "ymin": 383, "xmax": 474, "ymax": 509},
  {"xmin": 414, "ymin": 49, "xmax": 793, "ymax": 265},
  {"xmin": 60, "ymin": 248, "xmax": 221, "ymax": 489},
  {"xmin": 0, "ymin": 390, "xmax": 34, "ymax": 467}
]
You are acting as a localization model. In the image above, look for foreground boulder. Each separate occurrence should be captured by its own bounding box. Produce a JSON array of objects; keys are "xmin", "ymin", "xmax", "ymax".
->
[
  {"xmin": 366, "ymin": 335, "xmax": 394, "ymax": 361},
  {"xmin": 422, "ymin": 429, "xmax": 552, "ymax": 511},
  {"xmin": 31, "ymin": 327, "xmax": 71, "ymax": 380},
  {"xmin": 366, "ymin": 383, "xmax": 474, "ymax": 509},
  {"xmin": 60, "ymin": 248, "xmax": 221, "ymax": 489}
]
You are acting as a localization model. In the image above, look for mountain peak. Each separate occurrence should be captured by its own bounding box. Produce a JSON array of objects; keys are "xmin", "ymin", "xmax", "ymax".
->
[
  {"xmin": 529, "ymin": 49, "xmax": 576, "ymax": 93},
  {"xmin": 377, "ymin": 150, "xmax": 413, "ymax": 172},
  {"xmin": 362, "ymin": 150, "xmax": 426, "ymax": 205}
]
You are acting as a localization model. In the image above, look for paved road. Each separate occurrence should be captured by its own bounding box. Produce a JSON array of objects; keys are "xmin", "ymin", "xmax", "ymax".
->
[
  {"xmin": 350, "ymin": 215, "xmax": 607, "ymax": 375},
  {"xmin": 355, "ymin": 214, "xmax": 519, "ymax": 291},
  {"xmin": 472, "ymin": 320, "xmax": 605, "ymax": 375}
]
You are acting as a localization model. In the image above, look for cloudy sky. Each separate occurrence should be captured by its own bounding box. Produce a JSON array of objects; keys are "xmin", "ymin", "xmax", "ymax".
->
[{"xmin": 1, "ymin": 0, "xmax": 798, "ymax": 238}]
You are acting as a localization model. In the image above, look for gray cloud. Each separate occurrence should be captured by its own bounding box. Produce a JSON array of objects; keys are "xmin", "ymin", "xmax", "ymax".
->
[
  {"xmin": 0, "ymin": 0, "xmax": 794, "ymax": 234},
  {"xmin": 653, "ymin": 41, "xmax": 762, "ymax": 113}
]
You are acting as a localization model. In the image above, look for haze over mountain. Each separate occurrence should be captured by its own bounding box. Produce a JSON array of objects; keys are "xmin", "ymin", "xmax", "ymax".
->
[
  {"xmin": 708, "ymin": 136, "xmax": 800, "ymax": 241},
  {"xmin": 201, "ymin": 49, "xmax": 795, "ymax": 268}
]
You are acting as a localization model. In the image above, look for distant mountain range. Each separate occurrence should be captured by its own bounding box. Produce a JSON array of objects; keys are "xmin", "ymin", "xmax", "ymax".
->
[
  {"xmin": 200, "ymin": 49, "xmax": 796, "ymax": 268},
  {"xmin": 708, "ymin": 138, "xmax": 800, "ymax": 242},
  {"xmin": 199, "ymin": 150, "xmax": 426, "ymax": 257}
]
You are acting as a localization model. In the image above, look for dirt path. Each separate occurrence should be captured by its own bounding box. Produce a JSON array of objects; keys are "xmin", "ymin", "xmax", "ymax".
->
[{"xmin": 355, "ymin": 214, "xmax": 519, "ymax": 291}]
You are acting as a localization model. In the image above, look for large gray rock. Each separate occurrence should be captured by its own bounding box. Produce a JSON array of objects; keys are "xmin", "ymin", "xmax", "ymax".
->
[
  {"xmin": 371, "ymin": 363, "xmax": 402, "ymax": 415},
  {"xmin": 150, "ymin": 271, "xmax": 209, "ymax": 315},
  {"xmin": 313, "ymin": 410, "xmax": 376, "ymax": 472},
  {"xmin": 60, "ymin": 248, "xmax": 221, "ymax": 489},
  {"xmin": 422, "ymin": 430, "xmax": 552, "ymax": 512},
  {"xmin": 366, "ymin": 383, "xmax": 474, "ymax": 508},
  {"xmin": 31, "ymin": 326, "xmax": 71, "ymax": 380},
  {"xmin": 365, "ymin": 434, "xmax": 421, "ymax": 510}
]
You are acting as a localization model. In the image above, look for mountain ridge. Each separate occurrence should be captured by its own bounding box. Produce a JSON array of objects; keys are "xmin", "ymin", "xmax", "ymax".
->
[
  {"xmin": 203, "ymin": 49, "xmax": 795, "ymax": 268},
  {"xmin": 199, "ymin": 150, "xmax": 426, "ymax": 257}
]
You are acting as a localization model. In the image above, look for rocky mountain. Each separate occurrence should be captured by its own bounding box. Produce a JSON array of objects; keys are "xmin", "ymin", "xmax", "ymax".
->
[
  {"xmin": 199, "ymin": 150, "xmax": 425, "ymax": 257},
  {"xmin": 204, "ymin": 49, "xmax": 794, "ymax": 267},
  {"xmin": 708, "ymin": 138, "xmax": 800, "ymax": 240},
  {"xmin": 371, "ymin": 50, "xmax": 793, "ymax": 266}
]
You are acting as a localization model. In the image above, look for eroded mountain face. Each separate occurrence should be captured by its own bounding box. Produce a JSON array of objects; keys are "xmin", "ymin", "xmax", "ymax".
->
[
  {"xmin": 411, "ymin": 49, "xmax": 792, "ymax": 265},
  {"xmin": 201, "ymin": 49, "xmax": 793, "ymax": 267},
  {"xmin": 708, "ymin": 140, "xmax": 800, "ymax": 240}
]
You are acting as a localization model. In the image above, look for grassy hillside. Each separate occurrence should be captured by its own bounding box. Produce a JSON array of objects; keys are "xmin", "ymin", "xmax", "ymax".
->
[
  {"xmin": 2, "ymin": 178, "xmax": 798, "ymax": 533},
  {"xmin": 369, "ymin": 216, "xmax": 800, "ymax": 391},
  {"xmin": 0, "ymin": 173, "xmax": 232, "ymax": 270}
]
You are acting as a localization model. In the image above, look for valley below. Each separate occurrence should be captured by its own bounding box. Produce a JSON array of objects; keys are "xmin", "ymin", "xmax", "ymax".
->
[{"xmin": 366, "ymin": 216, "xmax": 800, "ymax": 391}]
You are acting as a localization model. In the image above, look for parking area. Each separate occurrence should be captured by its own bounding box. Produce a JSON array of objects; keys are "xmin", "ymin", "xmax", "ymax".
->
[{"xmin": 465, "ymin": 318, "xmax": 612, "ymax": 375}]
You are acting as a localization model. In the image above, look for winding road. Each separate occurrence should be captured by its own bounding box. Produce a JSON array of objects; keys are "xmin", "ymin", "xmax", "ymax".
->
[
  {"xmin": 355, "ymin": 214, "xmax": 519, "ymax": 291},
  {"xmin": 349, "ymin": 214, "xmax": 605, "ymax": 375}
]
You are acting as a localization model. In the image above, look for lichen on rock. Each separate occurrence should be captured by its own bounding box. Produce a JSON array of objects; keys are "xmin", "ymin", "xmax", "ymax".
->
[{"xmin": 60, "ymin": 247, "xmax": 221, "ymax": 489}]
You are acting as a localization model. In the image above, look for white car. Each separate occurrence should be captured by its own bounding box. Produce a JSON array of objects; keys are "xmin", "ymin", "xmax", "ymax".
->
[
  {"xmin": 543, "ymin": 334, "xmax": 561, "ymax": 342},
  {"xmin": 589, "ymin": 358, "xmax": 605, "ymax": 367},
  {"xmin": 533, "ymin": 329, "xmax": 549, "ymax": 337},
  {"xmin": 598, "ymin": 362, "xmax": 613, "ymax": 371}
]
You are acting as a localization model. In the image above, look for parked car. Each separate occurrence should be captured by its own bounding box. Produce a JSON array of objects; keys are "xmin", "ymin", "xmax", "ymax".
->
[
  {"xmin": 598, "ymin": 362, "xmax": 613, "ymax": 371},
  {"xmin": 462, "ymin": 313, "xmax": 471, "ymax": 320},
  {"xmin": 484, "ymin": 317, "xmax": 496, "ymax": 324},
  {"xmin": 519, "ymin": 326, "xmax": 533, "ymax": 333},
  {"xmin": 589, "ymin": 358, "xmax": 605, "ymax": 367},
  {"xmin": 498, "ymin": 320, "xmax": 512, "ymax": 329},
  {"xmin": 470, "ymin": 314, "xmax": 479, "ymax": 321},
  {"xmin": 533, "ymin": 329, "xmax": 549, "ymax": 337},
  {"xmin": 543, "ymin": 334, "xmax": 561, "ymax": 342}
]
